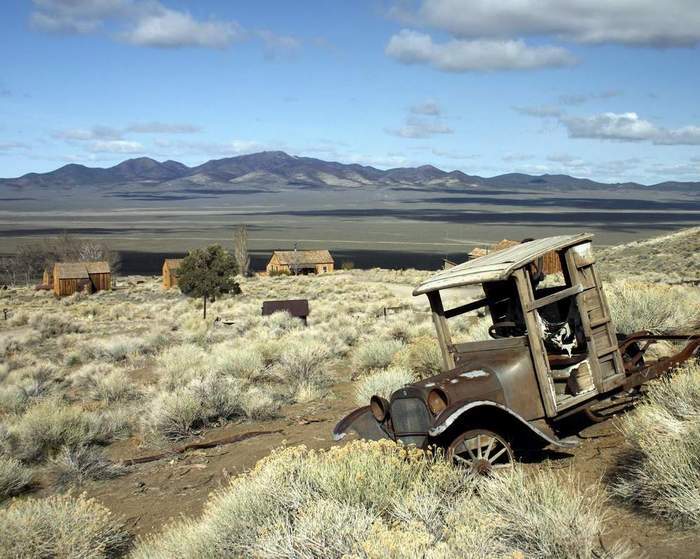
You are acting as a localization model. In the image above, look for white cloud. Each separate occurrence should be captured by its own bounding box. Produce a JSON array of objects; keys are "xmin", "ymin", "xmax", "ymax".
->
[
  {"xmin": 410, "ymin": 100, "xmax": 441, "ymax": 115},
  {"xmin": 562, "ymin": 112, "xmax": 658, "ymax": 142},
  {"xmin": 258, "ymin": 30, "xmax": 302, "ymax": 60},
  {"xmin": 431, "ymin": 148, "xmax": 477, "ymax": 159},
  {"xmin": 53, "ymin": 125, "xmax": 123, "ymax": 141},
  {"xmin": 120, "ymin": 7, "xmax": 243, "ymax": 49},
  {"xmin": 0, "ymin": 142, "xmax": 31, "ymax": 153},
  {"xmin": 386, "ymin": 30, "xmax": 576, "ymax": 72},
  {"xmin": 386, "ymin": 115, "xmax": 454, "ymax": 139},
  {"xmin": 32, "ymin": 0, "xmax": 245, "ymax": 50},
  {"xmin": 126, "ymin": 121, "xmax": 201, "ymax": 134},
  {"xmin": 561, "ymin": 112, "xmax": 700, "ymax": 145},
  {"xmin": 513, "ymin": 105, "xmax": 562, "ymax": 118},
  {"xmin": 30, "ymin": 0, "xmax": 131, "ymax": 33},
  {"xmin": 89, "ymin": 140, "xmax": 143, "ymax": 153},
  {"xmin": 406, "ymin": 0, "xmax": 700, "ymax": 47},
  {"xmin": 152, "ymin": 138, "xmax": 263, "ymax": 157},
  {"xmin": 558, "ymin": 90, "xmax": 622, "ymax": 106}
]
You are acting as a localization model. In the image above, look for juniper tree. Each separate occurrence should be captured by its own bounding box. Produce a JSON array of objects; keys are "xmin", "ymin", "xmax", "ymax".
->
[{"xmin": 177, "ymin": 245, "xmax": 240, "ymax": 319}]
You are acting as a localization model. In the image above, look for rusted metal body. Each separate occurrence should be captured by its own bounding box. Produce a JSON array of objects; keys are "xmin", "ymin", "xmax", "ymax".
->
[
  {"xmin": 334, "ymin": 234, "xmax": 699, "ymax": 469},
  {"xmin": 262, "ymin": 299, "xmax": 309, "ymax": 324}
]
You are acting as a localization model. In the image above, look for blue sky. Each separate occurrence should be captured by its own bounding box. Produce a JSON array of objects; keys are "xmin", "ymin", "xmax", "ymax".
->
[{"xmin": 1, "ymin": 0, "xmax": 699, "ymax": 183}]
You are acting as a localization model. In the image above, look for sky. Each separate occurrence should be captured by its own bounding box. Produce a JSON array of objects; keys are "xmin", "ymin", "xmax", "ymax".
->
[{"xmin": 1, "ymin": 0, "xmax": 699, "ymax": 184}]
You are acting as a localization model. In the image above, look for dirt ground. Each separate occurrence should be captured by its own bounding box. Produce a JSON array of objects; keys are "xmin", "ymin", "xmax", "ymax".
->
[{"xmin": 27, "ymin": 374, "xmax": 695, "ymax": 557}]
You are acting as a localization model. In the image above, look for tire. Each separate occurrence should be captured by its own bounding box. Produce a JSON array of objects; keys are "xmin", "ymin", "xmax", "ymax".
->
[{"xmin": 447, "ymin": 428, "xmax": 515, "ymax": 475}]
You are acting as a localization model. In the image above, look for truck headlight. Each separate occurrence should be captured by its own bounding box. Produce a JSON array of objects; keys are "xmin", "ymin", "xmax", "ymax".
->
[
  {"xmin": 370, "ymin": 395, "xmax": 390, "ymax": 422},
  {"xmin": 427, "ymin": 389, "xmax": 448, "ymax": 415}
]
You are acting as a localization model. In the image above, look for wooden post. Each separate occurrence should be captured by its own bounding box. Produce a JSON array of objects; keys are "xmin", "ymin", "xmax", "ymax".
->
[
  {"xmin": 203, "ymin": 293, "xmax": 207, "ymax": 320},
  {"xmin": 513, "ymin": 269, "xmax": 557, "ymax": 417},
  {"xmin": 427, "ymin": 291, "xmax": 456, "ymax": 371}
]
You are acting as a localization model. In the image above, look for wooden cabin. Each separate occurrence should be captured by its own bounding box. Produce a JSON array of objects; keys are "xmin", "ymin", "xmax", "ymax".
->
[
  {"xmin": 467, "ymin": 247, "xmax": 489, "ymax": 261},
  {"xmin": 162, "ymin": 259, "xmax": 183, "ymax": 288},
  {"xmin": 53, "ymin": 261, "xmax": 111, "ymax": 297},
  {"xmin": 266, "ymin": 250, "xmax": 334, "ymax": 275}
]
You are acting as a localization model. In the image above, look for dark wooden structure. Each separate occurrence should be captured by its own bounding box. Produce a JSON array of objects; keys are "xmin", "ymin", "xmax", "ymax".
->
[
  {"xmin": 162, "ymin": 258, "xmax": 183, "ymax": 289},
  {"xmin": 53, "ymin": 261, "xmax": 111, "ymax": 297},
  {"xmin": 262, "ymin": 299, "xmax": 309, "ymax": 325},
  {"xmin": 266, "ymin": 250, "xmax": 334, "ymax": 275}
]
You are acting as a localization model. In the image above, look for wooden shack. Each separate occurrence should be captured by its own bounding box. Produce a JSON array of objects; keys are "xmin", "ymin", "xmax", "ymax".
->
[
  {"xmin": 467, "ymin": 247, "xmax": 489, "ymax": 261},
  {"xmin": 162, "ymin": 258, "xmax": 183, "ymax": 288},
  {"xmin": 266, "ymin": 250, "xmax": 334, "ymax": 275},
  {"xmin": 53, "ymin": 261, "xmax": 111, "ymax": 297}
]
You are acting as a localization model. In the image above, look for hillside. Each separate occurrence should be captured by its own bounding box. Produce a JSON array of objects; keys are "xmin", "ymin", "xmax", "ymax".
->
[
  {"xmin": 598, "ymin": 226, "xmax": 700, "ymax": 282},
  {"xmin": 2, "ymin": 151, "xmax": 698, "ymax": 193}
]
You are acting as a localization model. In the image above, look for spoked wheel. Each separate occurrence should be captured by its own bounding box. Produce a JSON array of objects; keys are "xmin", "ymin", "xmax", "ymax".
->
[{"xmin": 447, "ymin": 429, "xmax": 514, "ymax": 475}]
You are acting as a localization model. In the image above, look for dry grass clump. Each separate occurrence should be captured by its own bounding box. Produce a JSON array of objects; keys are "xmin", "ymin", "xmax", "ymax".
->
[
  {"xmin": 0, "ymin": 456, "xmax": 33, "ymax": 501},
  {"xmin": 49, "ymin": 445, "xmax": 125, "ymax": 489},
  {"xmin": 132, "ymin": 440, "xmax": 622, "ymax": 559},
  {"xmin": 605, "ymin": 280, "xmax": 700, "ymax": 334},
  {"xmin": 352, "ymin": 339, "xmax": 404, "ymax": 375},
  {"xmin": 145, "ymin": 374, "xmax": 243, "ymax": 441},
  {"xmin": 355, "ymin": 366, "xmax": 416, "ymax": 406},
  {"xmin": 5, "ymin": 399, "xmax": 119, "ymax": 462},
  {"xmin": 0, "ymin": 493, "xmax": 131, "ymax": 558},
  {"xmin": 611, "ymin": 361, "xmax": 700, "ymax": 527},
  {"xmin": 393, "ymin": 336, "xmax": 443, "ymax": 379},
  {"xmin": 81, "ymin": 330, "xmax": 167, "ymax": 363}
]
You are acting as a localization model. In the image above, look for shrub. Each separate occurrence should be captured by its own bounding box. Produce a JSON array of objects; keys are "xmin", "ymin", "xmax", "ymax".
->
[
  {"xmin": 132, "ymin": 441, "xmax": 621, "ymax": 559},
  {"xmin": 605, "ymin": 280, "xmax": 700, "ymax": 334},
  {"xmin": 212, "ymin": 346, "xmax": 265, "ymax": 379},
  {"xmin": 145, "ymin": 374, "xmax": 242, "ymax": 441},
  {"xmin": 355, "ymin": 366, "xmax": 415, "ymax": 406},
  {"xmin": 393, "ymin": 336, "xmax": 443, "ymax": 379},
  {"xmin": 352, "ymin": 339, "xmax": 404, "ymax": 375},
  {"xmin": 8, "ymin": 399, "xmax": 111, "ymax": 462},
  {"xmin": 611, "ymin": 362, "xmax": 700, "ymax": 527},
  {"xmin": 76, "ymin": 365, "xmax": 139, "ymax": 403},
  {"xmin": 0, "ymin": 456, "xmax": 33, "ymax": 501},
  {"xmin": 49, "ymin": 445, "xmax": 124, "ymax": 489},
  {"xmin": 277, "ymin": 341, "xmax": 333, "ymax": 388},
  {"xmin": 0, "ymin": 493, "xmax": 130, "ymax": 558}
]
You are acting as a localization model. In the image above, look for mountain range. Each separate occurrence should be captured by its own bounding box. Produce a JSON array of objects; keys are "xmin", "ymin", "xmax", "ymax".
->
[{"xmin": 1, "ymin": 151, "xmax": 697, "ymax": 193}]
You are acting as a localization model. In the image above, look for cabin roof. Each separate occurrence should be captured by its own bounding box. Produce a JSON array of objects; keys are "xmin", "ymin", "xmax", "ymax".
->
[
  {"xmin": 85, "ymin": 261, "xmax": 110, "ymax": 274},
  {"xmin": 271, "ymin": 250, "xmax": 334, "ymax": 265},
  {"xmin": 164, "ymin": 258, "xmax": 183, "ymax": 269},
  {"xmin": 413, "ymin": 233, "xmax": 592, "ymax": 295},
  {"xmin": 53, "ymin": 262, "xmax": 89, "ymax": 280},
  {"xmin": 53, "ymin": 261, "xmax": 110, "ymax": 279}
]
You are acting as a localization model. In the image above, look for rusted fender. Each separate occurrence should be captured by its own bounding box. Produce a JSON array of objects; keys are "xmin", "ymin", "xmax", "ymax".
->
[
  {"xmin": 429, "ymin": 400, "xmax": 580, "ymax": 448},
  {"xmin": 333, "ymin": 406, "xmax": 393, "ymax": 442}
]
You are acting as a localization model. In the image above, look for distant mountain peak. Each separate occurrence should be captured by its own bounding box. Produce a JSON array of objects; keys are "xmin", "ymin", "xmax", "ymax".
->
[{"xmin": 0, "ymin": 151, "xmax": 697, "ymax": 193}]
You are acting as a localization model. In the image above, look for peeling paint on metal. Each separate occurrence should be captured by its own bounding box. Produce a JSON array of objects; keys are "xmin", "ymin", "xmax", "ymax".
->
[{"xmin": 460, "ymin": 370, "xmax": 489, "ymax": 379}]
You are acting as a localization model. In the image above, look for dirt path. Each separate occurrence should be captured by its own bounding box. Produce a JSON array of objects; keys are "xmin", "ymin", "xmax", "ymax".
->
[{"xmin": 66, "ymin": 382, "xmax": 698, "ymax": 556}]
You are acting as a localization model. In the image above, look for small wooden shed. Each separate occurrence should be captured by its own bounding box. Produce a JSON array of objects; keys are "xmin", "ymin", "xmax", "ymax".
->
[
  {"xmin": 52, "ymin": 261, "xmax": 111, "ymax": 297},
  {"xmin": 162, "ymin": 258, "xmax": 183, "ymax": 288},
  {"xmin": 266, "ymin": 250, "xmax": 334, "ymax": 275}
]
